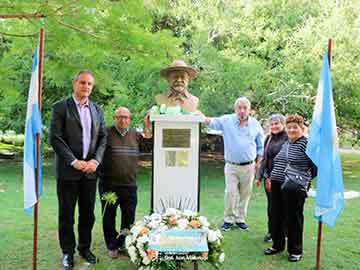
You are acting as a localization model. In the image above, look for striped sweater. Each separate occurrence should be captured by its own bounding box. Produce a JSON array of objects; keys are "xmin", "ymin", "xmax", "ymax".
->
[{"xmin": 270, "ymin": 136, "xmax": 316, "ymax": 183}]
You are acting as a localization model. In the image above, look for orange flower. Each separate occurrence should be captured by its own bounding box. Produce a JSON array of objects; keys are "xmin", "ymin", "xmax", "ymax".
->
[
  {"xmin": 202, "ymin": 251, "xmax": 209, "ymax": 257},
  {"xmin": 147, "ymin": 249, "xmax": 157, "ymax": 260},
  {"xmin": 169, "ymin": 216, "xmax": 177, "ymax": 225},
  {"xmin": 140, "ymin": 226, "xmax": 149, "ymax": 236},
  {"xmin": 190, "ymin": 219, "xmax": 201, "ymax": 228}
]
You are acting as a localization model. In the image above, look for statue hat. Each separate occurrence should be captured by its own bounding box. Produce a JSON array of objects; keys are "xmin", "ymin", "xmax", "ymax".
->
[{"xmin": 160, "ymin": 59, "xmax": 197, "ymax": 80}]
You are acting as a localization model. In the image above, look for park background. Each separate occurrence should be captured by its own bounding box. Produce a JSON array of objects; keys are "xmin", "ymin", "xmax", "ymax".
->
[
  {"xmin": 0, "ymin": 1, "xmax": 360, "ymax": 270},
  {"xmin": 0, "ymin": 0, "xmax": 359, "ymax": 143}
]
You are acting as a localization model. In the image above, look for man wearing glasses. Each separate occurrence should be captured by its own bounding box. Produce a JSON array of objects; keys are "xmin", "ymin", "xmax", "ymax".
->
[{"xmin": 99, "ymin": 107, "xmax": 151, "ymax": 259}]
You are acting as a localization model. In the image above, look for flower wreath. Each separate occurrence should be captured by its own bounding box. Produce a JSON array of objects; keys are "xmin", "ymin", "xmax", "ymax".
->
[{"xmin": 125, "ymin": 208, "xmax": 225, "ymax": 270}]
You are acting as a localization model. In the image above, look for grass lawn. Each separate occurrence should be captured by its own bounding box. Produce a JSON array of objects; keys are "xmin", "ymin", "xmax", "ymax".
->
[{"xmin": 0, "ymin": 154, "xmax": 359, "ymax": 270}]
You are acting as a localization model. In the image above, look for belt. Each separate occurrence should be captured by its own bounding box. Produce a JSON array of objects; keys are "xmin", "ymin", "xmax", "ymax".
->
[{"xmin": 226, "ymin": 160, "xmax": 254, "ymax": 166}]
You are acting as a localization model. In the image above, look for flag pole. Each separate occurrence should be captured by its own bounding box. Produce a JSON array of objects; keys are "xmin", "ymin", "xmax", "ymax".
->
[
  {"xmin": 33, "ymin": 28, "xmax": 44, "ymax": 270},
  {"xmin": 315, "ymin": 38, "xmax": 332, "ymax": 270}
]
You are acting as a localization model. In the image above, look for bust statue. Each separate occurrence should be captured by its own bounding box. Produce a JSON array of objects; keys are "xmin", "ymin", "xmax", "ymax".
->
[{"xmin": 155, "ymin": 60, "xmax": 199, "ymax": 113}]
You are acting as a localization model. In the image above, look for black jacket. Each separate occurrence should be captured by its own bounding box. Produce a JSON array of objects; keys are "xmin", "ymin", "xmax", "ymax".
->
[
  {"xmin": 49, "ymin": 96, "xmax": 107, "ymax": 180},
  {"xmin": 257, "ymin": 130, "xmax": 288, "ymax": 181}
]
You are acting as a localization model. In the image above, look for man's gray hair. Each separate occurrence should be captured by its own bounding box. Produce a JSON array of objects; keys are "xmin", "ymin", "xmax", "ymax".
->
[
  {"xmin": 72, "ymin": 70, "xmax": 94, "ymax": 82},
  {"xmin": 269, "ymin": 113, "xmax": 286, "ymax": 125},
  {"xmin": 234, "ymin": 96, "xmax": 251, "ymax": 109}
]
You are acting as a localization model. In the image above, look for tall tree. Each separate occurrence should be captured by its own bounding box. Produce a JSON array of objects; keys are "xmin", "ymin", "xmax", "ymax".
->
[{"xmin": 0, "ymin": 0, "xmax": 182, "ymax": 130}]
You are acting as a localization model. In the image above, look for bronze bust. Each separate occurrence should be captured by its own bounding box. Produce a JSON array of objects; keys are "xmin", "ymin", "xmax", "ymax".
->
[{"xmin": 155, "ymin": 60, "xmax": 199, "ymax": 113}]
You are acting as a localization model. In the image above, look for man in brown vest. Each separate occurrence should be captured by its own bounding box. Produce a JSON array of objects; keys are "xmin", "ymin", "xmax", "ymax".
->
[{"xmin": 99, "ymin": 107, "xmax": 151, "ymax": 259}]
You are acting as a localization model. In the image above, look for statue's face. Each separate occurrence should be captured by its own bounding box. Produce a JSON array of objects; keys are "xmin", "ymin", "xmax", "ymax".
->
[{"xmin": 167, "ymin": 71, "xmax": 189, "ymax": 93}]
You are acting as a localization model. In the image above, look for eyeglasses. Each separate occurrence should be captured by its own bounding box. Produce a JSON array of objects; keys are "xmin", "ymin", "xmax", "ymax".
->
[{"xmin": 115, "ymin": 115, "xmax": 130, "ymax": 119}]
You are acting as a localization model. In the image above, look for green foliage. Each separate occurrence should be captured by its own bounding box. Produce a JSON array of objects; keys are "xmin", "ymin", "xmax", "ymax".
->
[
  {"xmin": 101, "ymin": 191, "xmax": 118, "ymax": 206},
  {"xmin": 157, "ymin": 0, "xmax": 360, "ymax": 129},
  {"xmin": 0, "ymin": 0, "xmax": 181, "ymax": 131},
  {"xmin": 0, "ymin": 0, "xmax": 359, "ymax": 135}
]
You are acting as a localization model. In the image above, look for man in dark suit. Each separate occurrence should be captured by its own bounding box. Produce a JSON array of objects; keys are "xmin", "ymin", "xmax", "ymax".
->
[{"xmin": 49, "ymin": 70, "xmax": 107, "ymax": 270}]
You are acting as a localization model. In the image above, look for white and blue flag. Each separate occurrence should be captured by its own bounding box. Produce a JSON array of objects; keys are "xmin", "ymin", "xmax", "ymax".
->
[
  {"xmin": 23, "ymin": 43, "xmax": 42, "ymax": 215},
  {"xmin": 306, "ymin": 53, "xmax": 344, "ymax": 227}
]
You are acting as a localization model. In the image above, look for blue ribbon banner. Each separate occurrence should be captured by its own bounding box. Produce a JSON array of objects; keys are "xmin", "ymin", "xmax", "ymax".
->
[{"xmin": 149, "ymin": 229, "xmax": 208, "ymax": 253}]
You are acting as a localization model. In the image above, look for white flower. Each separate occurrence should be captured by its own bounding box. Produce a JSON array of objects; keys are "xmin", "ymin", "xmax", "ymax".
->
[
  {"xmin": 127, "ymin": 246, "xmax": 137, "ymax": 262},
  {"xmin": 130, "ymin": 225, "xmax": 143, "ymax": 236},
  {"xmin": 136, "ymin": 243, "xmax": 143, "ymax": 251},
  {"xmin": 183, "ymin": 209, "xmax": 196, "ymax": 217},
  {"xmin": 219, "ymin": 252, "xmax": 225, "ymax": 263},
  {"xmin": 198, "ymin": 216, "xmax": 210, "ymax": 227},
  {"xmin": 137, "ymin": 235, "xmax": 149, "ymax": 245},
  {"xmin": 150, "ymin": 213, "xmax": 162, "ymax": 221},
  {"xmin": 125, "ymin": 235, "xmax": 134, "ymax": 248},
  {"xmin": 215, "ymin": 229, "xmax": 223, "ymax": 239},
  {"xmin": 207, "ymin": 229, "xmax": 219, "ymax": 243},
  {"xmin": 139, "ymin": 250, "xmax": 147, "ymax": 258},
  {"xmin": 165, "ymin": 208, "xmax": 177, "ymax": 216},
  {"xmin": 142, "ymin": 256, "xmax": 151, "ymax": 265},
  {"xmin": 148, "ymin": 220, "xmax": 161, "ymax": 230},
  {"xmin": 177, "ymin": 218, "xmax": 189, "ymax": 229}
]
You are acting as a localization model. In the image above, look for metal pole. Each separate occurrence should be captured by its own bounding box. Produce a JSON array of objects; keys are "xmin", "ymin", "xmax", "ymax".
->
[
  {"xmin": 194, "ymin": 123, "xmax": 201, "ymax": 270},
  {"xmin": 32, "ymin": 28, "xmax": 44, "ymax": 270},
  {"xmin": 315, "ymin": 38, "xmax": 332, "ymax": 270}
]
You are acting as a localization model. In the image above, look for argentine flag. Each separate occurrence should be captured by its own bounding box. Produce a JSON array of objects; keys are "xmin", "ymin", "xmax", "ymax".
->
[
  {"xmin": 23, "ymin": 43, "xmax": 42, "ymax": 215},
  {"xmin": 306, "ymin": 53, "xmax": 344, "ymax": 227}
]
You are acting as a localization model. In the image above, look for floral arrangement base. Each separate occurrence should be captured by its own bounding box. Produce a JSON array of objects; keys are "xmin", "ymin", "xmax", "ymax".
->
[{"xmin": 125, "ymin": 208, "xmax": 225, "ymax": 270}]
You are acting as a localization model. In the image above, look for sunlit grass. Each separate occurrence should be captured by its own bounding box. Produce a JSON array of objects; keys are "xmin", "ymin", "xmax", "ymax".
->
[{"xmin": 0, "ymin": 154, "xmax": 359, "ymax": 270}]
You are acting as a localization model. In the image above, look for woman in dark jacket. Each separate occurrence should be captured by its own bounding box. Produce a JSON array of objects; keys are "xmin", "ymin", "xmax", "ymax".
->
[
  {"xmin": 256, "ymin": 114, "xmax": 287, "ymax": 242},
  {"xmin": 264, "ymin": 114, "xmax": 316, "ymax": 262}
]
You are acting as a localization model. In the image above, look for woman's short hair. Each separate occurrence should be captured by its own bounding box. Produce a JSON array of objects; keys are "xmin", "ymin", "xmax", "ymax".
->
[
  {"xmin": 269, "ymin": 113, "xmax": 286, "ymax": 125},
  {"xmin": 286, "ymin": 114, "xmax": 304, "ymax": 127}
]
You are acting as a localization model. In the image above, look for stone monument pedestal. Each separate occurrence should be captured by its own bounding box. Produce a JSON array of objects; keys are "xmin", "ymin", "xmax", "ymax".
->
[{"xmin": 150, "ymin": 115, "xmax": 203, "ymax": 213}]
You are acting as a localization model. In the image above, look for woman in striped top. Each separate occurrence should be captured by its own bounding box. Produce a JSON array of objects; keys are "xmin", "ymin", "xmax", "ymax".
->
[{"xmin": 264, "ymin": 114, "xmax": 316, "ymax": 262}]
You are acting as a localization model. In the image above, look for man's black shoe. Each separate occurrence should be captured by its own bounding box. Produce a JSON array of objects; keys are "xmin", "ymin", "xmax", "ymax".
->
[
  {"xmin": 61, "ymin": 254, "xmax": 74, "ymax": 270},
  {"xmin": 79, "ymin": 250, "xmax": 97, "ymax": 264},
  {"xmin": 288, "ymin": 254, "xmax": 302, "ymax": 262},
  {"xmin": 263, "ymin": 233, "xmax": 272, "ymax": 242},
  {"xmin": 264, "ymin": 247, "xmax": 284, "ymax": 255}
]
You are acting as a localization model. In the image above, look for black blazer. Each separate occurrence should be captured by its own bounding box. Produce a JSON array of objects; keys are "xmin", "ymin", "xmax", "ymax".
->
[{"xmin": 49, "ymin": 96, "xmax": 107, "ymax": 180}]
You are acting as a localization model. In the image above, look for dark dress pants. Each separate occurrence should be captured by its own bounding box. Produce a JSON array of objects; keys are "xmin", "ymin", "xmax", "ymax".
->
[
  {"xmin": 270, "ymin": 181, "xmax": 287, "ymax": 251},
  {"xmin": 99, "ymin": 182, "xmax": 137, "ymax": 251},
  {"xmin": 57, "ymin": 176, "xmax": 97, "ymax": 255},
  {"xmin": 263, "ymin": 181, "xmax": 272, "ymax": 235},
  {"xmin": 271, "ymin": 181, "xmax": 306, "ymax": 255},
  {"xmin": 283, "ymin": 188, "xmax": 306, "ymax": 255}
]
